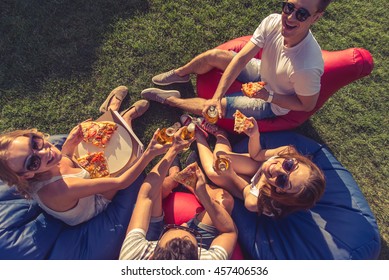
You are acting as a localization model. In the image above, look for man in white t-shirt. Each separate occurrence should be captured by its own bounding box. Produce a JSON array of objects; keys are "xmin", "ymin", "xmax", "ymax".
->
[
  {"xmin": 119, "ymin": 128, "xmax": 237, "ymax": 260},
  {"xmin": 141, "ymin": 0, "xmax": 332, "ymax": 121}
]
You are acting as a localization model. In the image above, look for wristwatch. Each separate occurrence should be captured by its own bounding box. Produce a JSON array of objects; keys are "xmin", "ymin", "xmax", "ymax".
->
[{"xmin": 266, "ymin": 90, "xmax": 274, "ymax": 103}]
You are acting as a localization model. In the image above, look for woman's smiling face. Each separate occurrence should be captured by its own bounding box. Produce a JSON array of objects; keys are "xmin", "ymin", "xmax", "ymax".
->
[
  {"xmin": 6, "ymin": 134, "xmax": 61, "ymax": 175},
  {"xmin": 260, "ymin": 156, "xmax": 310, "ymax": 194}
]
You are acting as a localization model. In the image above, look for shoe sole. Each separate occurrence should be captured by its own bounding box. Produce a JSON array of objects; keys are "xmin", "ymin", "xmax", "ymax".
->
[
  {"xmin": 152, "ymin": 79, "xmax": 190, "ymax": 86},
  {"xmin": 141, "ymin": 88, "xmax": 181, "ymax": 102}
]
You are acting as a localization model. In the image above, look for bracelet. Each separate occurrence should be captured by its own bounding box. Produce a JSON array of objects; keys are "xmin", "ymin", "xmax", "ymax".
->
[{"xmin": 266, "ymin": 90, "xmax": 274, "ymax": 103}]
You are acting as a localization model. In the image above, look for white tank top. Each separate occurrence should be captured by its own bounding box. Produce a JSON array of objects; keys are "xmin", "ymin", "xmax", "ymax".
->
[{"xmin": 31, "ymin": 169, "xmax": 104, "ymax": 226}]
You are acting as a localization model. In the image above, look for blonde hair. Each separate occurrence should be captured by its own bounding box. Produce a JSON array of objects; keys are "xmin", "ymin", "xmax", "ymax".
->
[
  {"xmin": 0, "ymin": 129, "xmax": 48, "ymax": 198},
  {"xmin": 256, "ymin": 146, "xmax": 326, "ymax": 218}
]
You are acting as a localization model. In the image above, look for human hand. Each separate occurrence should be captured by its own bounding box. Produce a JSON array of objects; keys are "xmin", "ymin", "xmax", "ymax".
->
[
  {"xmin": 242, "ymin": 117, "xmax": 258, "ymax": 137},
  {"xmin": 65, "ymin": 121, "xmax": 88, "ymax": 147},
  {"xmin": 202, "ymin": 98, "xmax": 222, "ymax": 119},
  {"xmin": 146, "ymin": 128, "xmax": 171, "ymax": 156},
  {"xmin": 171, "ymin": 127, "xmax": 195, "ymax": 152},
  {"xmin": 193, "ymin": 166, "xmax": 207, "ymax": 194},
  {"xmin": 252, "ymin": 87, "xmax": 269, "ymax": 101}
]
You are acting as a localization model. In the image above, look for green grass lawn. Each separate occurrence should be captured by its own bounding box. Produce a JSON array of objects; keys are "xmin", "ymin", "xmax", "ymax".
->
[{"xmin": 0, "ymin": 0, "xmax": 387, "ymax": 259}]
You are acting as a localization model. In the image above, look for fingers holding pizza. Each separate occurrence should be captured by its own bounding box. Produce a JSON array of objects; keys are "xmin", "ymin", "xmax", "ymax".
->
[{"xmin": 242, "ymin": 117, "xmax": 258, "ymax": 136}]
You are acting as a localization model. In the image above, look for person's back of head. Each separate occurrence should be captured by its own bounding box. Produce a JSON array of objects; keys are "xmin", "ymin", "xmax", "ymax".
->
[{"xmin": 152, "ymin": 237, "xmax": 198, "ymax": 260}]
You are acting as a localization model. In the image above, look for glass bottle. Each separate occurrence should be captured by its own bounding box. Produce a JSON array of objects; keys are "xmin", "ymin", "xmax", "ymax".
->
[
  {"xmin": 205, "ymin": 106, "xmax": 218, "ymax": 124},
  {"xmin": 181, "ymin": 123, "xmax": 195, "ymax": 151},
  {"xmin": 214, "ymin": 157, "xmax": 229, "ymax": 172},
  {"xmin": 180, "ymin": 123, "xmax": 196, "ymax": 140},
  {"xmin": 156, "ymin": 122, "xmax": 181, "ymax": 144}
]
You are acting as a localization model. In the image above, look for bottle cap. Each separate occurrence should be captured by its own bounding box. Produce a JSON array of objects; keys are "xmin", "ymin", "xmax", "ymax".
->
[
  {"xmin": 187, "ymin": 123, "xmax": 195, "ymax": 132},
  {"xmin": 172, "ymin": 122, "xmax": 182, "ymax": 129}
]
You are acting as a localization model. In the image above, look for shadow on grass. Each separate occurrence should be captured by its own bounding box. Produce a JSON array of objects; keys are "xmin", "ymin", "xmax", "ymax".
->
[{"xmin": 0, "ymin": 0, "xmax": 148, "ymax": 91}]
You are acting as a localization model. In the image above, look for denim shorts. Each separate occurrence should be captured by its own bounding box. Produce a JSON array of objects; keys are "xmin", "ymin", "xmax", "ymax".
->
[
  {"xmin": 146, "ymin": 214, "xmax": 218, "ymax": 250},
  {"xmin": 186, "ymin": 214, "xmax": 219, "ymax": 250},
  {"xmin": 226, "ymin": 51, "xmax": 276, "ymax": 120},
  {"xmin": 146, "ymin": 215, "xmax": 165, "ymax": 241},
  {"xmin": 225, "ymin": 92, "xmax": 276, "ymax": 120},
  {"xmin": 232, "ymin": 50, "xmax": 262, "ymax": 83}
]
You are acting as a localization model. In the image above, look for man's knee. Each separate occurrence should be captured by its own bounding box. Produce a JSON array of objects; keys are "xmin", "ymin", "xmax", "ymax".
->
[{"xmin": 203, "ymin": 49, "xmax": 233, "ymax": 68}]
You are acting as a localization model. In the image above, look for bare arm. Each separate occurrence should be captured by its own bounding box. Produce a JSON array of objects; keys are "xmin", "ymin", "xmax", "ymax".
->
[
  {"xmin": 203, "ymin": 41, "xmax": 261, "ymax": 118},
  {"xmin": 194, "ymin": 168, "xmax": 237, "ymax": 257},
  {"xmin": 127, "ymin": 128, "xmax": 192, "ymax": 234},
  {"xmin": 243, "ymin": 118, "xmax": 291, "ymax": 162},
  {"xmin": 58, "ymin": 129, "xmax": 172, "ymax": 201},
  {"xmin": 255, "ymin": 89, "xmax": 319, "ymax": 112}
]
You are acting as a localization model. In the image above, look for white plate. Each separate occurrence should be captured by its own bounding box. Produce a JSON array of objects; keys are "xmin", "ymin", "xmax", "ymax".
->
[{"xmin": 76, "ymin": 124, "xmax": 133, "ymax": 173}]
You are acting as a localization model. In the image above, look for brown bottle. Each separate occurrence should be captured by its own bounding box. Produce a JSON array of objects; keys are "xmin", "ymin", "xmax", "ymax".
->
[
  {"xmin": 180, "ymin": 123, "xmax": 196, "ymax": 140},
  {"xmin": 214, "ymin": 157, "xmax": 230, "ymax": 172},
  {"xmin": 156, "ymin": 122, "xmax": 181, "ymax": 144},
  {"xmin": 205, "ymin": 106, "xmax": 218, "ymax": 124}
]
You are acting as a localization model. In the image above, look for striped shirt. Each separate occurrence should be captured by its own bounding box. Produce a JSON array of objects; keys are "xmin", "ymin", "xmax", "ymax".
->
[{"xmin": 119, "ymin": 228, "xmax": 228, "ymax": 260}]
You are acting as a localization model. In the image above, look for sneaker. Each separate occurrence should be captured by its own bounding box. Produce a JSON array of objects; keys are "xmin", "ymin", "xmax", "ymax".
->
[
  {"xmin": 180, "ymin": 114, "xmax": 195, "ymax": 126},
  {"xmin": 198, "ymin": 117, "xmax": 224, "ymax": 136},
  {"xmin": 180, "ymin": 114, "xmax": 209, "ymax": 138},
  {"xmin": 140, "ymin": 88, "xmax": 180, "ymax": 104},
  {"xmin": 152, "ymin": 70, "xmax": 190, "ymax": 86}
]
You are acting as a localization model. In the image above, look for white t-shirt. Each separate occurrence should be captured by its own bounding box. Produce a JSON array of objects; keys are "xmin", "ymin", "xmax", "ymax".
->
[
  {"xmin": 250, "ymin": 14, "xmax": 324, "ymax": 115},
  {"xmin": 119, "ymin": 228, "xmax": 228, "ymax": 260}
]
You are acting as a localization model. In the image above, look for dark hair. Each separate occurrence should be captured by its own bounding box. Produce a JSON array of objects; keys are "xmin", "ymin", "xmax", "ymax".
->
[
  {"xmin": 256, "ymin": 146, "xmax": 326, "ymax": 218},
  {"xmin": 152, "ymin": 237, "xmax": 198, "ymax": 260},
  {"xmin": 317, "ymin": 0, "xmax": 332, "ymax": 12}
]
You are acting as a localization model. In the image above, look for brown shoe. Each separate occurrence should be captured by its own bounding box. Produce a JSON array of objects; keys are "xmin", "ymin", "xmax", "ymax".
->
[
  {"xmin": 99, "ymin": 86, "xmax": 128, "ymax": 113},
  {"xmin": 120, "ymin": 99, "xmax": 150, "ymax": 119}
]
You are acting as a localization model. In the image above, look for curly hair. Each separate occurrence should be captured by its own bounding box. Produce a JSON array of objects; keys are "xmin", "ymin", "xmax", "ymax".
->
[
  {"xmin": 152, "ymin": 237, "xmax": 198, "ymax": 260},
  {"xmin": 0, "ymin": 129, "xmax": 48, "ymax": 198},
  {"xmin": 256, "ymin": 146, "xmax": 326, "ymax": 218}
]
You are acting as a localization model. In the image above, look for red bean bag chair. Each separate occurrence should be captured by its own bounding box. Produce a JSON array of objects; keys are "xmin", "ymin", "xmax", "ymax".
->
[
  {"xmin": 163, "ymin": 192, "xmax": 245, "ymax": 260},
  {"xmin": 197, "ymin": 35, "xmax": 374, "ymax": 132}
]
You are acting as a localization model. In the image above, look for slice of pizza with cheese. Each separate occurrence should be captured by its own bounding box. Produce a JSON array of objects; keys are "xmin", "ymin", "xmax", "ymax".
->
[
  {"xmin": 233, "ymin": 109, "xmax": 254, "ymax": 134},
  {"xmin": 81, "ymin": 121, "xmax": 117, "ymax": 148},
  {"xmin": 173, "ymin": 162, "xmax": 198, "ymax": 190},
  {"xmin": 77, "ymin": 151, "xmax": 110, "ymax": 179},
  {"xmin": 241, "ymin": 81, "xmax": 266, "ymax": 98}
]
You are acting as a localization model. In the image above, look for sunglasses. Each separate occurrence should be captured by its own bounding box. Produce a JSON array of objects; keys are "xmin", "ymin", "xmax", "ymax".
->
[
  {"xmin": 157, "ymin": 224, "xmax": 203, "ymax": 258},
  {"xmin": 24, "ymin": 135, "xmax": 45, "ymax": 171},
  {"xmin": 274, "ymin": 158, "xmax": 297, "ymax": 189},
  {"xmin": 282, "ymin": 1, "xmax": 312, "ymax": 22}
]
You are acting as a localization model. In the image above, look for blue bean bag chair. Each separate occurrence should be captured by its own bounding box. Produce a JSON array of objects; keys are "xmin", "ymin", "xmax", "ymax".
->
[
  {"xmin": 231, "ymin": 131, "xmax": 380, "ymax": 259},
  {"xmin": 0, "ymin": 135, "xmax": 144, "ymax": 259}
]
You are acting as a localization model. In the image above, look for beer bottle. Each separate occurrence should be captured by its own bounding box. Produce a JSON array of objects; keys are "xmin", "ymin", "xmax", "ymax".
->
[
  {"xmin": 205, "ymin": 106, "xmax": 218, "ymax": 124},
  {"xmin": 156, "ymin": 122, "xmax": 181, "ymax": 144},
  {"xmin": 181, "ymin": 123, "xmax": 196, "ymax": 151},
  {"xmin": 214, "ymin": 157, "xmax": 230, "ymax": 172},
  {"xmin": 181, "ymin": 123, "xmax": 196, "ymax": 140}
]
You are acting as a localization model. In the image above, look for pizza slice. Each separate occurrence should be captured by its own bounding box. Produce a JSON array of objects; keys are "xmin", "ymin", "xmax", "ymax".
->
[
  {"xmin": 233, "ymin": 109, "xmax": 254, "ymax": 134},
  {"xmin": 241, "ymin": 81, "xmax": 266, "ymax": 98},
  {"xmin": 173, "ymin": 162, "xmax": 198, "ymax": 190},
  {"xmin": 81, "ymin": 121, "xmax": 117, "ymax": 148},
  {"xmin": 77, "ymin": 151, "xmax": 110, "ymax": 179}
]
